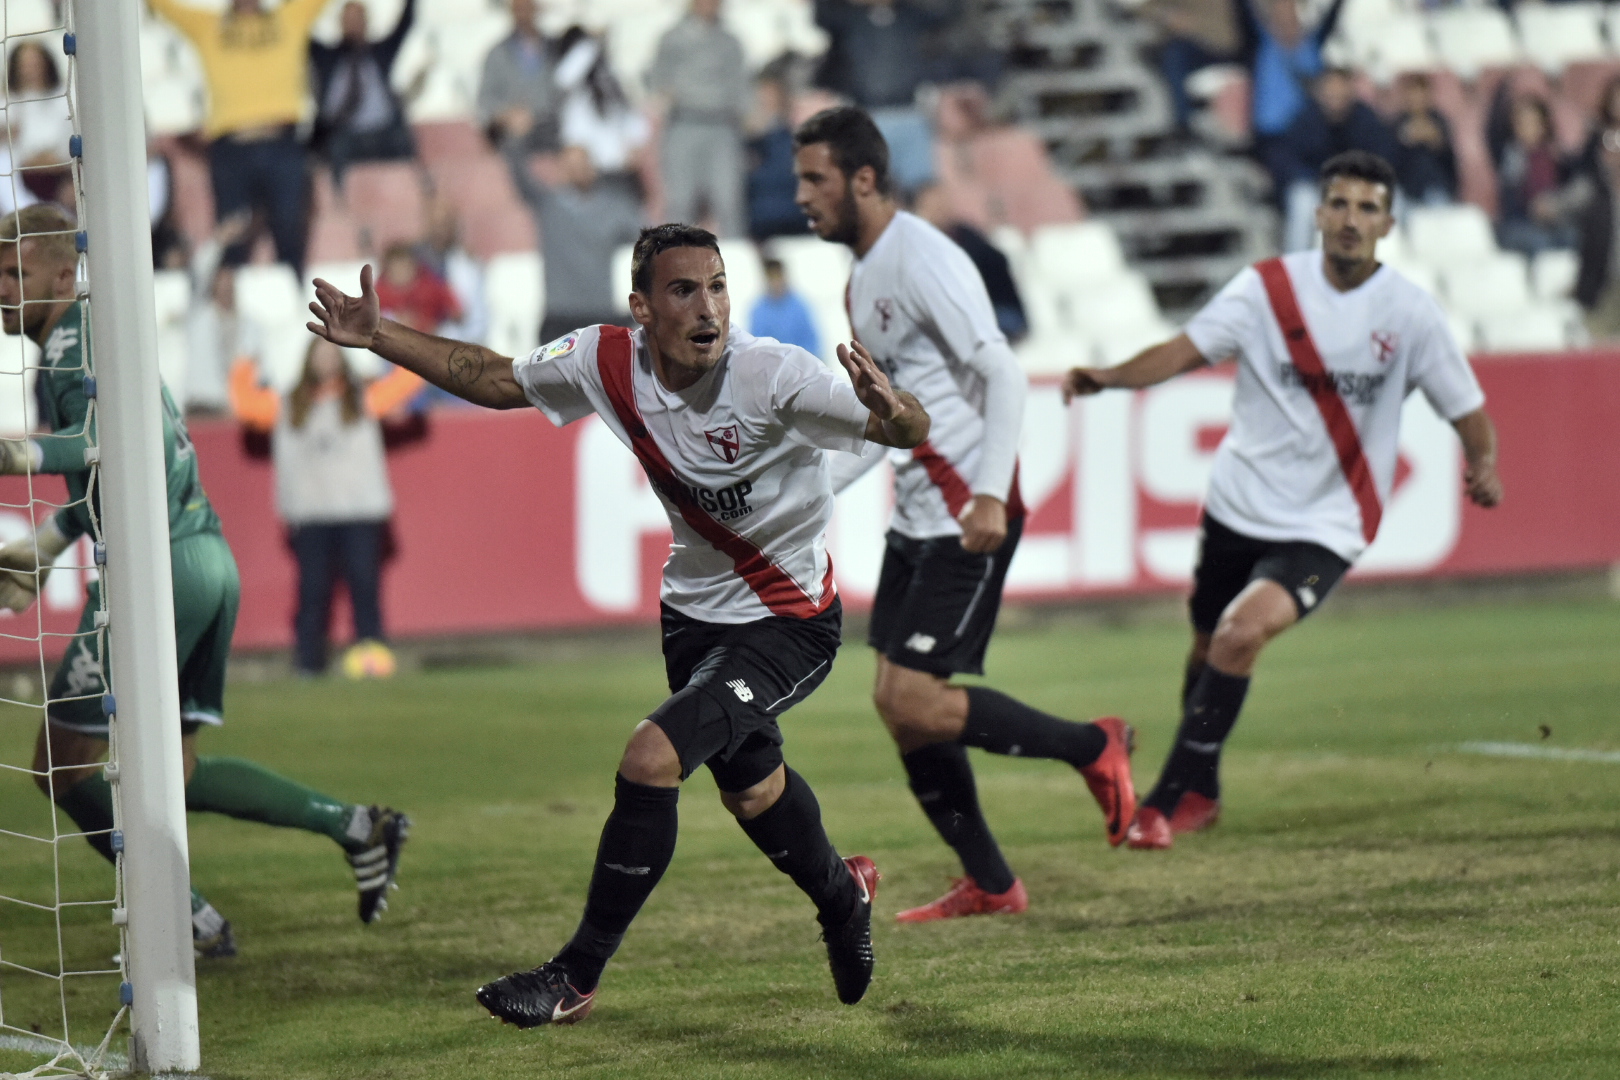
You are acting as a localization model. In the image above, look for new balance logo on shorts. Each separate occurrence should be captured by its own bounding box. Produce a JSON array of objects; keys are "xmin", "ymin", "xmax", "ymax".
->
[
  {"xmin": 905, "ymin": 633, "xmax": 937, "ymax": 654},
  {"xmin": 727, "ymin": 679, "xmax": 754, "ymax": 702}
]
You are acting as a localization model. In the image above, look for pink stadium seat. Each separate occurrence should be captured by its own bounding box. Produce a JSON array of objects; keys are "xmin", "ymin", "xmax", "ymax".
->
[
  {"xmin": 947, "ymin": 127, "xmax": 1083, "ymax": 232},
  {"xmin": 411, "ymin": 121, "xmax": 486, "ymax": 169},
  {"xmin": 343, "ymin": 163, "xmax": 428, "ymax": 252},
  {"xmin": 155, "ymin": 137, "xmax": 214, "ymax": 248},
  {"xmin": 429, "ymin": 155, "xmax": 534, "ymax": 259}
]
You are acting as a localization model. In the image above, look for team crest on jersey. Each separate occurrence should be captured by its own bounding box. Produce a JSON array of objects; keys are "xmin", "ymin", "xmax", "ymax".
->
[
  {"xmin": 705, "ymin": 425, "xmax": 741, "ymax": 464},
  {"xmin": 538, "ymin": 332, "xmax": 578, "ymax": 362},
  {"xmin": 874, "ymin": 297, "xmax": 894, "ymax": 331},
  {"xmin": 1370, "ymin": 331, "xmax": 1399, "ymax": 364}
]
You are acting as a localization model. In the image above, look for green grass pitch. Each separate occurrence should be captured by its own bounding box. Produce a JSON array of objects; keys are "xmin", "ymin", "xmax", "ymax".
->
[{"xmin": 3, "ymin": 594, "xmax": 1619, "ymax": 1079}]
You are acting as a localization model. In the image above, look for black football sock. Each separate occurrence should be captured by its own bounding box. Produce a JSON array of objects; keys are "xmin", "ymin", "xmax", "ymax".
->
[
  {"xmin": 1144, "ymin": 665, "xmax": 1251, "ymax": 812},
  {"xmin": 737, "ymin": 767, "xmax": 857, "ymax": 928},
  {"xmin": 555, "ymin": 775, "xmax": 680, "ymax": 992},
  {"xmin": 960, "ymin": 687, "xmax": 1107, "ymax": 768},
  {"xmin": 54, "ymin": 774, "xmax": 116, "ymax": 863},
  {"xmin": 901, "ymin": 741, "xmax": 1017, "ymax": 896},
  {"xmin": 1182, "ymin": 660, "xmax": 1208, "ymax": 710}
]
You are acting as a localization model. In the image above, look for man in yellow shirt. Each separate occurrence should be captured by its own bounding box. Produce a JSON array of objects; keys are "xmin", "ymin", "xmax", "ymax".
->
[{"xmin": 150, "ymin": 0, "xmax": 333, "ymax": 271}]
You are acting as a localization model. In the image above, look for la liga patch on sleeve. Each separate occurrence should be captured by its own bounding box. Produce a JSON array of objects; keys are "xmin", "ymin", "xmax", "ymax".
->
[{"xmin": 539, "ymin": 332, "xmax": 579, "ymax": 362}]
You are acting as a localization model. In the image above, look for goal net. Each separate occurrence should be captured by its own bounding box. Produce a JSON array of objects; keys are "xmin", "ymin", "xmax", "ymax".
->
[{"xmin": 1, "ymin": 0, "xmax": 192, "ymax": 1075}]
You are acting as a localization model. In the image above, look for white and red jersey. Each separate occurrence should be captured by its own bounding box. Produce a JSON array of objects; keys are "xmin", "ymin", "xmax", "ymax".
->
[
  {"xmin": 844, "ymin": 211, "xmax": 1027, "ymax": 538},
  {"xmin": 1184, "ymin": 250, "xmax": 1486, "ymax": 562},
  {"xmin": 512, "ymin": 324, "xmax": 871, "ymax": 623}
]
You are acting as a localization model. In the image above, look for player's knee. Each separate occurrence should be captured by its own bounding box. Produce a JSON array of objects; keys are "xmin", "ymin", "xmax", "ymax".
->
[
  {"xmin": 873, "ymin": 682, "xmax": 955, "ymax": 745},
  {"xmin": 617, "ymin": 720, "xmax": 682, "ymax": 787},
  {"xmin": 1211, "ymin": 614, "xmax": 1268, "ymax": 662}
]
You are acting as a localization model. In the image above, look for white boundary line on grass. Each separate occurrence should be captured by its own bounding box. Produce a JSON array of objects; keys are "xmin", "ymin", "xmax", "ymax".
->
[
  {"xmin": 0, "ymin": 1033, "xmax": 209, "ymax": 1080},
  {"xmin": 1458, "ymin": 741, "xmax": 1620, "ymax": 764}
]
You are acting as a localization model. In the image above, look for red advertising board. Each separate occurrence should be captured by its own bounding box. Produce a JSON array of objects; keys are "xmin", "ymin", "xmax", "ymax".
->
[{"xmin": 0, "ymin": 350, "xmax": 1615, "ymax": 662}]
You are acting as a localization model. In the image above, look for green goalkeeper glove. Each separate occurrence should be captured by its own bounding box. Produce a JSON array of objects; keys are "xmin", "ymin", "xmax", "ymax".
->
[
  {"xmin": 0, "ymin": 517, "xmax": 72, "ymax": 613},
  {"xmin": 0, "ymin": 438, "xmax": 42, "ymax": 475}
]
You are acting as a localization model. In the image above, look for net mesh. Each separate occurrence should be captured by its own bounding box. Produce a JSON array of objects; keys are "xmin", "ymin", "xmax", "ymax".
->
[{"xmin": 0, "ymin": 2, "xmax": 129, "ymax": 1076}]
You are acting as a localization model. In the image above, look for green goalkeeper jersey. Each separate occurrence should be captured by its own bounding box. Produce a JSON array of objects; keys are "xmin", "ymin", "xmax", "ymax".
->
[{"xmin": 34, "ymin": 300, "xmax": 222, "ymax": 543}]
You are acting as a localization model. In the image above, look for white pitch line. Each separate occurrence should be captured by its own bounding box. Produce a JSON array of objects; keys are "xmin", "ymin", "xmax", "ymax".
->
[
  {"xmin": 0, "ymin": 1031, "xmax": 128, "ymax": 1073},
  {"xmin": 1458, "ymin": 741, "xmax": 1620, "ymax": 764}
]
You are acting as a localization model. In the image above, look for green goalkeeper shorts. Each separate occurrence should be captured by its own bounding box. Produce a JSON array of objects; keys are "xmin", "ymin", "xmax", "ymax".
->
[{"xmin": 48, "ymin": 531, "xmax": 241, "ymax": 738}]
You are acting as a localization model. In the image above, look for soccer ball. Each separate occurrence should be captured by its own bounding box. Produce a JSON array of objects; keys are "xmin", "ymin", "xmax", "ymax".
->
[{"xmin": 341, "ymin": 640, "xmax": 397, "ymax": 680}]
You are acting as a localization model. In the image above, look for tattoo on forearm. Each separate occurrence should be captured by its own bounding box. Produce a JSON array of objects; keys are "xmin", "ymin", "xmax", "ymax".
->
[{"xmin": 446, "ymin": 345, "xmax": 486, "ymax": 392}]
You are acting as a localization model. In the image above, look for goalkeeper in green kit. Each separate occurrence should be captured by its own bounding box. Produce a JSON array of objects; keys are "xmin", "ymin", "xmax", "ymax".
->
[{"xmin": 0, "ymin": 205, "xmax": 409, "ymax": 955}]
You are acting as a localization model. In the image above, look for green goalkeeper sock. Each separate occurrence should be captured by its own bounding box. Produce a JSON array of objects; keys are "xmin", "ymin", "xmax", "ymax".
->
[
  {"xmin": 185, "ymin": 757, "xmax": 366, "ymax": 852},
  {"xmin": 55, "ymin": 774, "xmax": 116, "ymax": 863}
]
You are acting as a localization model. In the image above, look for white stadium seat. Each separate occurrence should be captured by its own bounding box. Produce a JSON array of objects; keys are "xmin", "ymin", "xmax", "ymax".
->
[
  {"xmin": 1349, "ymin": 14, "xmax": 1436, "ymax": 82},
  {"xmin": 1516, "ymin": 2, "xmax": 1610, "ymax": 72},
  {"xmin": 1447, "ymin": 311, "xmax": 1479, "ymax": 353},
  {"xmin": 1095, "ymin": 318, "xmax": 1178, "ymax": 367},
  {"xmin": 610, "ymin": 244, "xmax": 635, "ymax": 314},
  {"xmin": 1438, "ymin": 252, "xmax": 1531, "ymax": 319},
  {"xmin": 1028, "ymin": 221, "xmax": 1127, "ymax": 293},
  {"xmin": 1016, "ymin": 331, "xmax": 1091, "ymax": 374},
  {"xmin": 768, "ymin": 235, "xmax": 851, "ymax": 307},
  {"xmin": 484, "ymin": 250, "xmax": 543, "ymax": 360},
  {"xmin": 1384, "ymin": 258, "xmax": 1439, "ymax": 297},
  {"xmin": 152, "ymin": 269, "xmax": 192, "ymax": 399},
  {"xmin": 1532, "ymin": 248, "xmax": 1580, "ymax": 300},
  {"xmin": 1477, "ymin": 304, "xmax": 1572, "ymax": 352},
  {"xmin": 240, "ymin": 263, "xmax": 323, "ymax": 389},
  {"xmin": 1429, "ymin": 7, "xmax": 1522, "ymax": 79},
  {"xmin": 1406, "ymin": 203, "xmax": 1498, "ymax": 266},
  {"xmin": 1064, "ymin": 272, "xmax": 1163, "ymax": 336},
  {"xmin": 717, "ymin": 240, "xmax": 766, "ymax": 331},
  {"xmin": 0, "ymin": 334, "xmax": 39, "ymax": 438}
]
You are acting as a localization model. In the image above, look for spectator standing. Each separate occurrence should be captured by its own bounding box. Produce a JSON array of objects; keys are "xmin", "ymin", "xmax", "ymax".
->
[
  {"xmin": 230, "ymin": 338, "xmax": 424, "ymax": 678},
  {"xmin": 648, "ymin": 0, "xmax": 749, "ymax": 237},
  {"xmin": 1242, "ymin": 0, "xmax": 1346, "ymax": 203},
  {"xmin": 812, "ymin": 0, "xmax": 959, "ymax": 192},
  {"xmin": 1492, "ymin": 94, "xmax": 1574, "ymax": 257},
  {"xmin": 1572, "ymin": 123, "xmax": 1620, "ymax": 338},
  {"xmin": 750, "ymin": 257, "xmax": 821, "ymax": 355},
  {"xmin": 477, "ymin": 0, "xmax": 561, "ymax": 154},
  {"xmin": 150, "ymin": 0, "xmax": 330, "ymax": 273},
  {"xmin": 911, "ymin": 182, "xmax": 1027, "ymax": 340},
  {"xmin": 746, "ymin": 66, "xmax": 809, "ymax": 239},
  {"xmin": 1143, "ymin": 0, "xmax": 1242, "ymax": 136},
  {"xmin": 554, "ymin": 27, "xmax": 649, "ymax": 198},
  {"xmin": 309, "ymin": 0, "xmax": 418, "ymax": 190},
  {"xmin": 414, "ymin": 197, "xmax": 487, "ymax": 345},
  {"xmin": 374, "ymin": 242, "xmax": 462, "ymax": 335},
  {"xmin": 5, "ymin": 42, "xmax": 73, "ymax": 206},
  {"xmin": 504, "ymin": 143, "xmax": 643, "ymax": 342},
  {"xmin": 1275, "ymin": 67, "xmax": 1396, "ymax": 250},
  {"xmin": 1390, "ymin": 72, "xmax": 1456, "ymax": 208}
]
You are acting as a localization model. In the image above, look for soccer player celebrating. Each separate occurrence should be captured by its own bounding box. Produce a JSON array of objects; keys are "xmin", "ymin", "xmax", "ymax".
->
[
  {"xmin": 306, "ymin": 223, "xmax": 930, "ymax": 1025},
  {"xmin": 0, "ymin": 206, "xmax": 409, "ymax": 956},
  {"xmin": 1063, "ymin": 150, "xmax": 1503, "ymax": 850},
  {"xmin": 793, "ymin": 107, "xmax": 1137, "ymax": 923}
]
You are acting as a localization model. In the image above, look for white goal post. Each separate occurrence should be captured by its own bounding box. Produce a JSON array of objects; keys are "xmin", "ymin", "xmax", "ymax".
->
[{"xmin": 75, "ymin": 0, "xmax": 199, "ymax": 1072}]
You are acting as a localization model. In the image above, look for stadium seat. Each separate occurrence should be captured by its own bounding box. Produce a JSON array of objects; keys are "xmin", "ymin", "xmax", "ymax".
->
[
  {"xmin": 343, "ymin": 163, "xmax": 428, "ymax": 253},
  {"xmin": 1477, "ymin": 304, "xmax": 1571, "ymax": 352},
  {"xmin": 0, "ymin": 336, "xmax": 39, "ymax": 437},
  {"xmin": 1351, "ymin": 14, "xmax": 1436, "ymax": 82},
  {"xmin": 1029, "ymin": 221, "xmax": 1126, "ymax": 294},
  {"xmin": 1517, "ymin": 2, "xmax": 1610, "ymax": 73},
  {"xmin": 1096, "ymin": 319, "xmax": 1178, "ymax": 368},
  {"xmin": 1406, "ymin": 203, "xmax": 1498, "ymax": 266},
  {"xmin": 1446, "ymin": 311, "xmax": 1479, "ymax": 353},
  {"xmin": 718, "ymin": 240, "xmax": 766, "ymax": 330},
  {"xmin": 610, "ymin": 244, "xmax": 635, "ymax": 315},
  {"xmin": 1016, "ymin": 331, "xmax": 1091, "ymax": 375},
  {"xmin": 1438, "ymin": 252, "xmax": 1531, "ymax": 320},
  {"xmin": 768, "ymin": 235, "xmax": 852, "ymax": 307},
  {"xmin": 1064, "ymin": 272, "xmax": 1163, "ymax": 337},
  {"xmin": 237, "ymin": 263, "xmax": 316, "ymax": 389},
  {"xmin": 429, "ymin": 155, "xmax": 534, "ymax": 260},
  {"xmin": 1429, "ymin": 7, "xmax": 1523, "ymax": 80},
  {"xmin": 1385, "ymin": 258, "xmax": 1439, "ymax": 297},
  {"xmin": 5, "ymin": 0, "xmax": 59, "ymax": 36},
  {"xmin": 484, "ymin": 251, "xmax": 544, "ymax": 360},
  {"xmin": 1532, "ymin": 248, "xmax": 1580, "ymax": 300},
  {"xmin": 152, "ymin": 269, "xmax": 192, "ymax": 397}
]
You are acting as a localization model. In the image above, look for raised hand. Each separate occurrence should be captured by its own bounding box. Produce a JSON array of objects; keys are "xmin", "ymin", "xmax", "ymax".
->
[
  {"xmin": 307, "ymin": 264, "xmax": 382, "ymax": 349},
  {"xmin": 837, "ymin": 340, "xmax": 902, "ymax": 419}
]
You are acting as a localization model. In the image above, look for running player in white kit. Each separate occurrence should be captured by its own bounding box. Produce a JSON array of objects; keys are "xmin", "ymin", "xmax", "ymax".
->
[
  {"xmin": 794, "ymin": 107, "xmax": 1137, "ymax": 923},
  {"xmin": 1063, "ymin": 151, "xmax": 1503, "ymax": 850},
  {"xmin": 306, "ymin": 223, "xmax": 931, "ymax": 1025}
]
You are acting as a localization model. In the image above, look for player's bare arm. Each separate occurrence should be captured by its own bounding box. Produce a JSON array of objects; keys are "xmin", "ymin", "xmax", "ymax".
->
[
  {"xmin": 1452, "ymin": 408, "xmax": 1503, "ymax": 508},
  {"xmin": 1062, "ymin": 333, "xmax": 1209, "ymax": 403},
  {"xmin": 838, "ymin": 340, "xmax": 929, "ymax": 448},
  {"xmin": 306, "ymin": 265, "xmax": 527, "ymax": 410}
]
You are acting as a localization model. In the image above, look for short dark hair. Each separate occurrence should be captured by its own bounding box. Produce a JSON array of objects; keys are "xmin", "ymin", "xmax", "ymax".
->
[
  {"xmin": 792, "ymin": 107, "xmax": 891, "ymax": 196},
  {"xmin": 1319, "ymin": 150, "xmax": 1398, "ymax": 208},
  {"xmin": 630, "ymin": 223, "xmax": 722, "ymax": 294}
]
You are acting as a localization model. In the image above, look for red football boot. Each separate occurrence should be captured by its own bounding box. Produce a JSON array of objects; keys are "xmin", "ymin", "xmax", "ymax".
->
[
  {"xmin": 895, "ymin": 877, "xmax": 1028, "ymax": 923},
  {"xmin": 1125, "ymin": 806, "xmax": 1173, "ymax": 850},
  {"xmin": 1078, "ymin": 716, "xmax": 1137, "ymax": 847},
  {"xmin": 1168, "ymin": 791, "xmax": 1221, "ymax": 834}
]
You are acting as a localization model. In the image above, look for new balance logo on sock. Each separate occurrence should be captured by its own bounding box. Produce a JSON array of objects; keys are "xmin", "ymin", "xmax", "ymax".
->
[
  {"xmin": 1182, "ymin": 739, "xmax": 1221, "ymax": 754},
  {"xmin": 726, "ymin": 679, "xmax": 753, "ymax": 702},
  {"xmin": 905, "ymin": 633, "xmax": 937, "ymax": 654},
  {"xmin": 604, "ymin": 863, "xmax": 650, "ymax": 875}
]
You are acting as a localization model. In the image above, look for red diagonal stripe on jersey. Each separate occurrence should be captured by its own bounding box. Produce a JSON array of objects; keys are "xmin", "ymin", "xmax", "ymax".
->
[
  {"xmin": 1255, "ymin": 258, "xmax": 1383, "ymax": 543},
  {"xmin": 595, "ymin": 325, "xmax": 835, "ymax": 618},
  {"xmin": 912, "ymin": 442, "xmax": 1029, "ymax": 524}
]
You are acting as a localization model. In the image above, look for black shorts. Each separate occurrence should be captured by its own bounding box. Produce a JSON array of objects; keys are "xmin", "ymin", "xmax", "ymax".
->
[
  {"xmin": 1188, "ymin": 513, "xmax": 1351, "ymax": 634},
  {"xmin": 647, "ymin": 600, "xmax": 842, "ymax": 793},
  {"xmin": 867, "ymin": 518, "xmax": 1024, "ymax": 677}
]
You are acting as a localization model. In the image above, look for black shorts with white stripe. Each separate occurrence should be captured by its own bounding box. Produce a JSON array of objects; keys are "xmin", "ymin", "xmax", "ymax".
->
[
  {"xmin": 867, "ymin": 518, "xmax": 1024, "ymax": 678},
  {"xmin": 1187, "ymin": 512, "xmax": 1351, "ymax": 634},
  {"xmin": 648, "ymin": 600, "xmax": 843, "ymax": 792}
]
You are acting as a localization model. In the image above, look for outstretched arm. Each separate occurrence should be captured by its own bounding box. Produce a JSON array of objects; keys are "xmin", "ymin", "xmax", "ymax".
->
[
  {"xmin": 1062, "ymin": 333, "xmax": 1209, "ymax": 403},
  {"xmin": 838, "ymin": 341, "xmax": 929, "ymax": 448},
  {"xmin": 307, "ymin": 265, "xmax": 528, "ymax": 409},
  {"xmin": 1452, "ymin": 408, "xmax": 1502, "ymax": 508}
]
